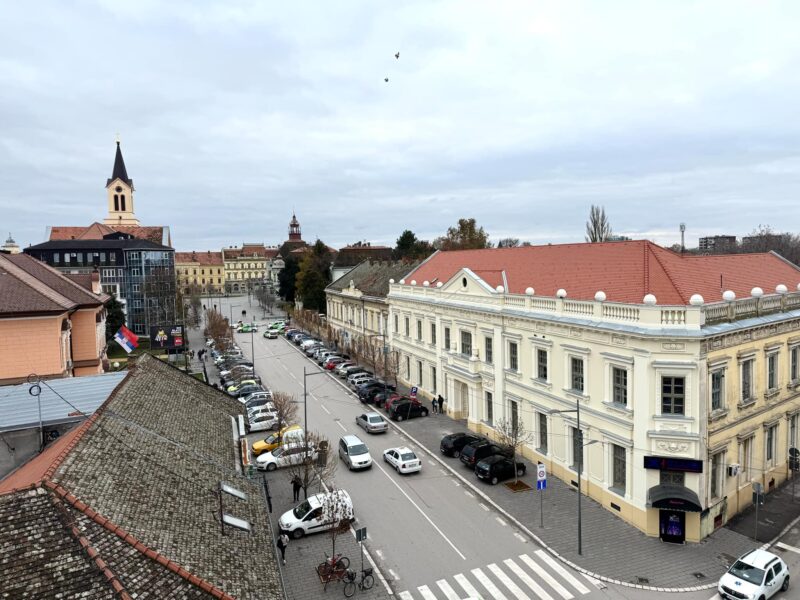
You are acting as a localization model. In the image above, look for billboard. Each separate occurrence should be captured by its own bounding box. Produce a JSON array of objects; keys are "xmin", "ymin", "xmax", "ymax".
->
[{"xmin": 150, "ymin": 324, "xmax": 185, "ymax": 349}]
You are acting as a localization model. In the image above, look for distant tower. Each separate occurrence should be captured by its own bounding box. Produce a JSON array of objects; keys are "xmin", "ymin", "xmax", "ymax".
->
[
  {"xmin": 680, "ymin": 223, "xmax": 686, "ymax": 253},
  {"xmin": 104, "ymin": 138, "xmax": 140, "ymax": 226},
  {"xmin": 1, "ymin": 233, "xmax": 21, "ymax": 254},
  {"xmin": 288, "ymin": 213, "xmax": 302, "ymax": 241}
]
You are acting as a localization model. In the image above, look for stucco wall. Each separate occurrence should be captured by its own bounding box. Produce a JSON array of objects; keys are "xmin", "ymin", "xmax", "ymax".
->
[{"xmin": 0, "ymin": 316, "xmax": 67, "ymax": 383}]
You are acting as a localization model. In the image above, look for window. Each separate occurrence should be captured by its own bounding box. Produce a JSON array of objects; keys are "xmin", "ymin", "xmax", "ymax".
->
[
  {"xmin": 740, "ymin": 436, "xmax": 753, "ymax": 480},
  {"xmin": 417, "ymin": 320, "xmax": 422, "ymax": 340},
  {"xmin": 394, "ymin": 315, "xmax": 398, "ymax": 333},
  {"xmin": 791, "ymin": 346, "xmax": 800, "ymax": 383},
  {"xmin": 460, "ymin": 331, "xmax": 472, "ymax": 357},
  {"xmin": 405, "ymin": 356, "xmax": 410, "ymax": 378},
  {"xmin": 64, "ymin": 253, "xmax": 71, "ymax": 264},
  {"xmin": 53, "ymin": 252, "xmax": 60, "ymax": 263},
  {"xmin": 132, "ymin": 268, "xmax": 140, "ymax": 277},
  {"xmin": 110, "ymin": 253, "xmax": 116, "ymax": 264},
  {"xmin": 431, "ymin": 366, "xmax": 437, "ymax": 393},
  {"xmin": 509, "ymin": 342, "xmax": 519, "ymax": 371},
  {"xmin": 132, "ymin": 284, "xmax": 140, "ymax": 292},
  {"xmin": 612, "ymin": 367, "xmax": 627, "ymax": 406},
  {"xmin": 120, "ymin": 194, "xmax": 126, "ymax": 211},
  {"xmin": 766, "ymin": 424, "xmax": 777, "ymax": 463},
  {"xmin": 537, "ymin": 412, "xmax": 548, "ymax": 454},
  {"xmin": 444, "ymin": 327, "xmax": 451, "ymax": 351},
  {"xmin": 536, "ymin": 349, "xmax": 548, "ymax": 381},
  {"xmin": 767, "ymin": 353, "xmax": 778, "ymax": 391},
  {"xmin": 486, "ymin": 391, "xmax": 493, "ymax": 425},
  {"xmin": 431, "ymin": 323, "xmax": 437, "ymax": 345},
  {"xmin": 741, "ymin": 359, "xmax": 754, "ymax": 403},
  {"xmin": 711, "ymin": 370, "xmax": 725, "ymax": 411},
  {"xmin": 612, "ymin": 445, "xmax": 626, "ymax": 494},
  {"xmin": 710, "ymin": 452, "xmax": 723, "ymax": 499},
  {"xmin": 76, "ymin": 252, "xmax": 83, "ymax": 264},
  {"xmin": 99, "ymin": 252, "xmax": 106, "ymax": 263},
  {"xmin": 571, "ymin": 427, "xmax": 583, "ymax": 473},
  {"xmin": 570, "ymin": 357, "xmax": 584, "ymax": 392},
  {"xmin": 114, "ymin": 194, "xmax": 119, "ymax": 211},
  {"xmin": 791, "ymin": 414, "xmax": 798, "ymax": 450},
  {"xmin": 509, "ymin": 399, "xmax": 518, "ymax": 430},
  {"xmin": 404, "ymin": 317, "xmax": 409, "ymax": 337},
  {"xmin": 417, "ymin": 360, "xmax": 423, "ymax": 385},
  {"xmin": 661, "ymin": 376, "xmax": 685, "ymax": 415},
  {"xmin": 660, "ymin": 470, "xmax": 685, "ymax": 486},
  {"xmin": 485, "ymin": 337, "xmax": 493, "ymax": 364}
]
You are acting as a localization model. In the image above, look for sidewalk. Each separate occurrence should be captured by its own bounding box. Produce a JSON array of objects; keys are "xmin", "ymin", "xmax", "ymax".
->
[
  {"xmin": 726, "ymin": 475, "xmax": 800, "ymax": 543},
  {"xmin": 391, "ymin": 408, "xmax": 778, "ymax": 590}
]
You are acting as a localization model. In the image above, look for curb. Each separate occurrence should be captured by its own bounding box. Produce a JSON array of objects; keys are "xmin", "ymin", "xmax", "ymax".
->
[{"xmin": 282, "ymin": 337, "xmax": 719, "ymax": 593}]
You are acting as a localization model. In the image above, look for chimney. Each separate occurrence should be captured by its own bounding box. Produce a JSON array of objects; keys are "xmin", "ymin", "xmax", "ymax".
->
[{"xmin": 91, "ymin": 268, "xmax": 101, "ymax": 294}]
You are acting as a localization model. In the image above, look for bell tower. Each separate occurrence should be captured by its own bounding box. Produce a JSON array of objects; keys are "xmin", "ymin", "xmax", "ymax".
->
[
  {"xmin": 288, "ymin": 212, "xmax": 302, "ymax": 241},
  {"xmin": 104, "ymin": 138, "xmax": 140, "ymax": 226}
]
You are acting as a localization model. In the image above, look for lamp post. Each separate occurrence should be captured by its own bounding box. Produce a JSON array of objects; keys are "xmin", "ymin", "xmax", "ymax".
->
[{"xmin": 549, "ymin": 402, "xmax": 600, "ymax": 556}]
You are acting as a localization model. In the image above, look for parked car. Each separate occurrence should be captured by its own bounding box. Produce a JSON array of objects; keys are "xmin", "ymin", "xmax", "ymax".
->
[
  {"xmin": 300, "ymin": 338, "xmax": 320, "ymax": 350},
  {"xmin": 718, "ymin": 549, "xmax": 789, "ymax": 600},
  {"xmin": 242, "ymin": 391, "xmax": 272, "ymax": 405},
  {"xmin": 338, "ymin": 434, "xmax": 373, "ymax": 470},
  {"xmin": 349, "ymin": 373, "xmax": 374, "ymax": 388},
  {"xmin": 355, "ymin": 412, "xmax": 388, "ymax": 434},
  {"xmin": 244, "ymin": 398, "xmax": 275, "ymax": 412},
  {"xmin": 323, "ymin": 356, "xmax": 345, "ymax": 369},
  {"xmin": 383, "ymin": 447, "xmax": 422, "ymax": 474},
  {"xmin": 252, "ymin": 424, "xmax": 304, "ymax": 456},
  {"xmin": 342, "ymin": 365, "xmax": 368, "ymax": 379},
  {"xmin": 247, "ymin": 404, "xmax": 276, "ymax": 419},
  {"xmin": 440, "ymin": 432, "xmax": 485, "ymax": 458},
  {"xmin": 389, "ymin": 400, "xmax": 429, "ymax": 421},
  {"xmin": 475, "ymin": 456, "xmax": 526, "ymax": 485},
  {"xmin": 384, "ymin": 395, "xmax": 416, "ymax": 414},
  {"xmin": 371, "ymin": 391, "xmax": 400, "ymax": 408},
  {"xmin": 278, "ymin": 490, "xmax": 354, "ymax": 539},
  {"xmin": 459, "ymin": 440, "xmax": 512, "ymax": 469},
  {"xmin": 248, "ymin": 412, "xmax": 279, "ymax": 433},
  {"xmin": 305, "ymin": 344, "xmax": 325, "ymax": 357},
  {"xmin": 334, "ymin": 362, "xmax": 355, "ymax": 375},
  {"xmin": 256, "ymin": 442, "xmax": 317, "ymax": 471},
  {"xmin": 232, "ymin": 384, "xmax": 265, "ymax": 399},
  {"xmin": 263, "ymin": 330, "xmax": 278, "ymax": 339}
]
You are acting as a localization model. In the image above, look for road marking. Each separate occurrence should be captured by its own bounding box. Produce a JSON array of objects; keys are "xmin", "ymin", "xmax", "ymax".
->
[
  {"xmin": 706, "ymin": 595, "xmax": 721, "ymax": 600},
  {"xmin": 532, "ymin": 550, "xmax": 590, "ymax": 594},
  {"xmin": 439, "ymin": 468, "xmax": 447, "ymax": 475},
  {"xmin": 472, "ymin": 567, "xmax": 508, "ymax": 600},
  {"xmin": 489, "ymin": 562, "xmax": 531, "ymax": 600},
  {"xmin": 496, "ymin": 516, "xmax": 507, "ymax": 526},
  {"xmin": 507, "ymin": 557, "xmax": 567, "ymax": 599},
  {"xmin": 418, "ymin": 585, "xmax": 437, "ymax": 600},
  {"xmin": 479, "ymin": 502, "xmax": 490, "ymax": 511},
  {"xmin": 398, "ymin": 590, "xmax": 412, "ymax": 600},
  {"xmin": 389, "ymin": 569, "xmax": 399, "ymax": 581},
  {"xmin": 777, "ymin": 541, "xmax": 800, "ymax": 555},
  {"xmin": 436, "ymin": 579, "xmax": 461, "ymax": 600},
  {"xmin": 374, "ymin": 461, "xmax": 466, "ymax": 560},
  {"xmin": 452, "ymin": 479, "xmax": 461, "ymax": 487},
  {"xmin": 320, "ymin": 404, "xmax": 331, "ymax": 414},
  {"xmin": 289, "ymin": 372, "xmax": 297, "ymax": 380},
  {"xmin": 464, "ymin": 490, "xmax": 474, "ymax": 498},
  {"xmin": 581, "ymin": 573, "xmax": 605, "ymax": 589},
  {"xmin": 513, "ymin": 532, "xmax": 526, "ymax": 543},
  {"xmin": 428, "ymin": 460, "xmax": 436, "ymax": 466},
  {"xmin": 336, "ymin": 420, "xmax": 347, "ymax": 432},
  {"xmin": 454, "ymin": 573, "xmax": 481, "ymax": 599},
  {"xmin": 375, "ymin": 549, "xmax": 384, "ymax": 559}
]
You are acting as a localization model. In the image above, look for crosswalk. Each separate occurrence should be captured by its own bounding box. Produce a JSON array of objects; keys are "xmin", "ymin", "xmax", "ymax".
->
[{"xmin": 398, "ymin": 550, "xmax": 597, "ymax": 600}]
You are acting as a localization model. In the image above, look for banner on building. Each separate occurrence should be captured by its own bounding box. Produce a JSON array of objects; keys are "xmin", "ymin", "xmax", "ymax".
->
[
  {"xmin": 113, "ymin": 325, "xmax": 139, "ymax": 354},
  {"xmin": 149, "ymin": 324, "xmax": 185, "ymax": 349}
]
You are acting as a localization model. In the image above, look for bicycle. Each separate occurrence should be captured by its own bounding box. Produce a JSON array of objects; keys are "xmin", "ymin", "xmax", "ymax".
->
[
  {"xmin": 343, "ymin": 567, "xmax": 374, "ymax": 597},
  {"xmin": 317, "ymin": 552, "xmax": 350, "ymax": 578}
]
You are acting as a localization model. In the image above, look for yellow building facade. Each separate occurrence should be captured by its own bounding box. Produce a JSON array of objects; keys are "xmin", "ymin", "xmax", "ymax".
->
[{"xmin": 175, "ymin": 251, "xmax": 225, "ymax": 295}]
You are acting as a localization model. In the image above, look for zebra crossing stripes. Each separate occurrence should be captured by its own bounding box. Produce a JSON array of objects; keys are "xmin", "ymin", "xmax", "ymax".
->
[
  {"xmin": 398, "ymin": 592, "xmax": 415, "ymax": 600},
  {"xmin": 504, "ymin": 558, "xmax": 557, "ymax": 600},
  {"xmin": 435, "ymin": 579, "xmax": 461, "ymax": 600},
  {"xmin": 531, "ymin": 550, "xmax": 591, "ymax": 595},
  {"xmin": 471, "ymin": 566, "xmax": 508, "ymax": 600},
  {"xmin": 453, "ymin": 573, "xmax": 481, "ymax": 598},
  {"xmin": 488, "ymin": 562, "xmax": 538, "ymax": 600},
  {"xmin": 417, "ymin": 585, "xmax": 437, "ymax": 600}
]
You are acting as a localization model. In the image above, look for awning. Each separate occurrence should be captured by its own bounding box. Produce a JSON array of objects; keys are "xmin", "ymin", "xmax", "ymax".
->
[{"xmin": 647, "ymin": 484, "xmax": 702, "ymax": 512}]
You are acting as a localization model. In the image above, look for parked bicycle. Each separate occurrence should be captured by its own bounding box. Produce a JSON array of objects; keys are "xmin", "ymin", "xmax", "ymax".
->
[
  {"xmin": 343, "ymin": 567, "xmax": 374, "ymax": 597},
  {"xmin": 317, "ymin": 552, "xmax": 350, "ymax": 578}
]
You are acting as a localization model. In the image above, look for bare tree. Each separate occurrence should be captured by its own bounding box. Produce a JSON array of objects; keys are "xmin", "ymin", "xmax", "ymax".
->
[
  {"xmin": 204, "ymin": 310, "xmax": 232, "ymax": 352},
  {"xmin": 320, "ymin": 486, "xmax": 354, "ymax": 559},
  {"xmin": 282, "ymin": 430, "xmax": 337, "ymax": 499},
  {"xmin": 270, "ymin": 391, "xmax": 299, "ymax": 431},
  {"xmin": 494, "ymin": 416, "xmax": 536, "ymax": 483},
  {"xmin": 585, "ymin": 205, "xmax": 613, "ymax": 243}
]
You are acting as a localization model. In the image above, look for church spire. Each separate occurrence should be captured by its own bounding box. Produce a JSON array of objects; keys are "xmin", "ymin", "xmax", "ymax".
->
[
  {"xmin": 288, "ymin": 212, "xmax": 302, "ymax": 241},
  {"xmin": 107, "ymin": 140, "xmax": 133, "ymax": 188}
]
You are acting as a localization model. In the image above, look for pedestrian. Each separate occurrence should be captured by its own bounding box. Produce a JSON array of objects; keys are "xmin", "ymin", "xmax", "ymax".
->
[
  {"xmin": 438, "ymin": 395, "xmax": 444, "ymax": 414},
  {"xmin": 277, "ymin": 532, "xmax": 289, "ymax": 565},
  {"xmin": 431, "ymin": 397, "xmax": 437, "ymax": 414},
  {"xmin": 291, "ymin": 476, "xmax": 302, "ymax": 502}
]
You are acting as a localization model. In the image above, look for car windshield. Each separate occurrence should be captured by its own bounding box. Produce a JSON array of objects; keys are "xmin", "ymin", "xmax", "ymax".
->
[
  {"xmin": 349, "ymin": 444, "xmax": 369, "ymax": 455},
  {"xmin": 265, "ymin": 433, "xmax": 279, "ymax": 444},
  {"xmin": 729, "ymin": 560, "xmax": 765, "ymax": 584},
  {"xmin": 368, "ymin": 416, "xmax": 383, "ymax": 423},
  {"xmin": 400, "ymin": 452, "xmax": 416, "ymax": 461},
  {"xmin": 272, "ymin": 448, "xmax": 284, "ymax": 457},
  {"xmin": 293, "ymin": 500, "xmax": 311, "ymax": 518}
]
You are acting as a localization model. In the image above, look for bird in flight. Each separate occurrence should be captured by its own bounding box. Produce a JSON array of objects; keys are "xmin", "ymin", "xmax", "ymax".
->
[
  {"xmin": 384, "ymin": 77, "xmax": 389, "ymax": 82},
  {"xmin": 395, "ymin": 52, "xmax": 400, "ymax": 59}
]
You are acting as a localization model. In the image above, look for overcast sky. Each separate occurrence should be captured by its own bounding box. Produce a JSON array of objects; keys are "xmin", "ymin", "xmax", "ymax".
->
[{"xmin": 2, "ymin": 1, "xmax": 799, "ymax": 252}]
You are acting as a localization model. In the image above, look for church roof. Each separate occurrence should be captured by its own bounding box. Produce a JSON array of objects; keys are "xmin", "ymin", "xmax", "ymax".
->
[{"xmin": 106, "ymin": 141, "xmax": 133, "ymax": 188}]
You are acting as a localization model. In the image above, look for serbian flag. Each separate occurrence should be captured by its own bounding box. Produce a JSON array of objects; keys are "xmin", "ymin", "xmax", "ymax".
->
[{"xmin": 114, "ymin": 325, "xmax": 139, "ymax": 354}]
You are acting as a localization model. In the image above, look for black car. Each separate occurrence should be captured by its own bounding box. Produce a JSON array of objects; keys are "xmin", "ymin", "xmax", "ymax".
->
[
  {"xmin": 459, "ymin": 440, "xmax": 512, "ymax": 469},
  {"xmin": 231, "ymin": 384, "xmax": 265, "ymax": 398},
  {"xmin": 475, "ymin": 456, "xmax": 526, "ymax": 485},
  {"xmin": 440, "ymin": 432, "xmax": 485, "ymax": 458},
  {"xmin": 358, "ymin": 382, "xmax": 397, "ymax": 403},
  {"xmin": 389, "ymin": 401, "xmax": 429, "ymax": 421}
]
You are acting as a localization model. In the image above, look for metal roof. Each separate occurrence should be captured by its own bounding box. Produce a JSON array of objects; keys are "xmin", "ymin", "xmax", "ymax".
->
[{"xmin": 0, "ymin": 372, "xmax": 127, "ymax": 432}]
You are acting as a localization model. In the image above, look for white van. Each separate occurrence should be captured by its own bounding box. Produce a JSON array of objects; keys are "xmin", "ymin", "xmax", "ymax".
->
[{"xmin": 278, "ymin": 490, "xmax": 354, "ymax": 539}]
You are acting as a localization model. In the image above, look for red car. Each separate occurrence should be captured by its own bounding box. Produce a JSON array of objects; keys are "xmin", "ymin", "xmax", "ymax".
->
[
  {"xmin": 385, "ymin": 395, "xmax": 418, "ymax": 413},
  {"xmin": 324, "ymin": 357, "xmax": 345, "ymax": 370}
]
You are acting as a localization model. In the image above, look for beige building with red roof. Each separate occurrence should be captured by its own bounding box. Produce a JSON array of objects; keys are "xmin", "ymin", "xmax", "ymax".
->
[
  {"xmin": 175, "ymin": 250, "xmax": 225, "ymax": 295},
  {"xmin": 222, "ymin": 244, "xmax": 279, "ymax": 294},
  {"xmin": 388, "ymin": 240, "xmax": 800, "ymax": 543}
]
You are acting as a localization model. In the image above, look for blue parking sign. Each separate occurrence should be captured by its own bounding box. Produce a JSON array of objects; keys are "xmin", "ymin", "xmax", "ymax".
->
[{"xmin": 410, "ymin": 386, "xmax": 418, "ymax": 398}]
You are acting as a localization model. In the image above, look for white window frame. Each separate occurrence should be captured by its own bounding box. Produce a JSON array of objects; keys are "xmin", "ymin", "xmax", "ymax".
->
[
  {"xmin": 790, "ymin": 344, "xmax": 800, "ymax": 384},
  {"xmin": 710, "ymin": 367, "xmax": 726, "ymax": 412},
  {"xmin": 484, "ymin": 336, "xmax": 493, "ymax": 365},
  {"xmin": 535, "ymin": 347, "xmax": 549, "ymax": 382},
  {"xmin": 485, "ymin": 391, "xmax": 493, "ymax": 425},
  {"xmin": 508, "ymin": 341, "xmax": 519, "ymax": 372},
  {"xmin": 739, "ymin": 435, "xmax": 754, "ymax": 483},
  {"xmin": 710, "ymin": 451, "xmax": 725, "ymax": 501},
  {"xmin": 740, "ymin": 357, "xmax": 755, "ymax": 404},
  {"xmin": 766, "ymin": 350, "xmax": 780, "ymax": 393},
  {"xmin": 537, "ymin": 411, "xmax": 548, "ymax": 455},
  {"xmin": 611, "ymin": 444, "xmax": 627, "ymax": 496},
  {"xmin": 765, "ymin": 423, "xmax": 778, "ymax": 467},
  {"xmin": 568, "ymin": 355, "xmax": 586, "ymax": 394}
]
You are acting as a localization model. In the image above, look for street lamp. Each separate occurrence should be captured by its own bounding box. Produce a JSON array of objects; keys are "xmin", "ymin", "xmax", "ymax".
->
[{"xmin": 549, "ymin": 402, "xmax": 600, "ymax": 556}]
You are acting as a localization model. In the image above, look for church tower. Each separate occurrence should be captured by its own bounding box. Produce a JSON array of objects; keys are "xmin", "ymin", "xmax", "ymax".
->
[
  {"xmin": 288, "ymin": 212, "xmax": 302, "ymax": 241},
  {"xmin": 104, "ymin": 140, "xmax": 140, "ymax": 226}
]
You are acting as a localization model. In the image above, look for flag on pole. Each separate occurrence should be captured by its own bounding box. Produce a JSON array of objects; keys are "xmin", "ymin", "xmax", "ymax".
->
[{"xmin": 114, "ymin": 325, "xmax": 139, "ymax": 354}]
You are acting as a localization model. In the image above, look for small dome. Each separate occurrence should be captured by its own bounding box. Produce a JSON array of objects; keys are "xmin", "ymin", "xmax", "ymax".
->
[
  {"xmin": 389, "ymin": 278, "xmax": 395, "ymax": 284},
  {"xmin": 525, "ymin": 287, "xmax": 534, "ymax": 295},
  {"xmin": 496, "ymin": 285, "xmax": 505, "ymax": 293},
  {"xmin": 722, "ymin": 290, "xmax": 736, "ymax": 302},
  {"xmin": 556, "ymin": 288, "xmax": 567, "ymax": 298},
  {"xmin": 436, "ymin": 282, "xmax": 443, "ymax": 288},
  {"xmin": 689, "ymin": 294, "xmax": 704, "ymax": 306},
  {"xmin": 776, "ymin": 284, "xmax": 788, "ymax": 294},
  {"xmin": 423, "ymin": 281, "xmax": 430, "ymax": 287},
  {"xmin": 410, "ymin": 280, "xmax": 417, "ymax": 286},
  {"xmin": 594, "ymin": 291, "xmax": 606, "ymax": 302},
  {"xmin": 751, "ymin": 287, "xmax": 764, "ymax": 298},
  {"xmin": 399, "ymin": 279, "xmax": 405, "ymax": 285},
  {"xmin": 643, "ymin": 294, "xmax": 657, "ymax": 305}
]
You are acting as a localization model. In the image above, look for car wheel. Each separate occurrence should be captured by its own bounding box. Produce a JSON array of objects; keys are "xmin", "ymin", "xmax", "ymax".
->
[
  {"xmin": 396, "ymin": 464, "xmax": 400, "ymax": 473},
  {"xmin": 453, "ymin": 450, "xmax": 460, "ymax": 459},
  {"xmin": 782, "ymin": 576, "xmax": 790, "ymax": 592},
  {"xmin": 491, "ymin": 476, "xmax": 499, "ymax": 485},
  {"xmin": 421, "ymin": 409, "xmax": 428, "ymax": 417},
  {"xmin": 397, "ymin": 415, "xmax": 404, "ymax": 422},
  {"xmin": 266, "ymin": 463, "xmax": 277, "ymax": 471},
  {"xmin": 291, "ymin": 528, "xmax": 304, "ymax": 540}
]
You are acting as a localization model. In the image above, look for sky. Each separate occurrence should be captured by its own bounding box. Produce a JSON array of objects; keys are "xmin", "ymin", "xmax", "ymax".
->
[{"xmin": 2, "ymin": 0, "xmax": 799, "ymax": 252}]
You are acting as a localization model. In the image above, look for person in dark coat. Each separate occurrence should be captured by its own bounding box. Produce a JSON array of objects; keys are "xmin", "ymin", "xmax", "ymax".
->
[
  {"xmin": 277, "ymin": 533, "xmax": 289, "ymax": 565},
  {"xmin": 438, "ymin": 395, "xmax": 444, "ymax": 414},
  {"xmin": 291, "ymin": 476, "xmax": 302, "ymax": 502}
]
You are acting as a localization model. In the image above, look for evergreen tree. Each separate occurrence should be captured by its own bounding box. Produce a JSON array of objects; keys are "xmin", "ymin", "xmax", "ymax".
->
[
  {"xmin": 278, "ymin": 255, "xmax": 300, "ymax": 301},
  {"xmin": 296, "ymin": 240, "xmax": 332, "ymax": 313},
  {"xmin": 105, "ymin": 292, "xmax": 126, "ymax": 341}
]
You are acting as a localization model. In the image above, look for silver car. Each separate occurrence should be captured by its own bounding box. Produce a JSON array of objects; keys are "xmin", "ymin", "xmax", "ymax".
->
[{"xmin": 356, "ymin": 412, "xmax": 388, "ymax": 434}]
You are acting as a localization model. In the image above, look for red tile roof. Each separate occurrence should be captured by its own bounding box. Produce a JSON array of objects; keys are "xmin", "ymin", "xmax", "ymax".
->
[
  {"xmin": 221, "ymin": 245, "xmax": 278, "ymax": 259},
  {"xmin": 174, "ymin": 251, "xmax": 223, "ymax": 266},
  {"xmin": 404, "ymin": 240, "xmax": 800, "ymax": 305},
  {"xmin": 50, "ymin": 223, "xmax": 167, "ymax": 245}
]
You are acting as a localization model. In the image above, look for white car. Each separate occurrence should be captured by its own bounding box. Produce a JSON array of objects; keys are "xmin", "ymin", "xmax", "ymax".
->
[
  {"xmin": 248, "ymin": 412, "xmax": 279, "ymax": 432},
  {"xmin": 718, "ymin": 549, "xmax": 789, "ymax": 600},
  {"xmin": 335, "ymin": 362, "xmax": 355, "ymax": 375},
  {"xmin": 248, "ymin": 403, "xmax": 276, "ymax": 418},
  {"xmin": 349, "ymin": 374, "xmax": 374, "ymax": 388},
  {"xmin": 256, "ymin": 443, "xmax": 318, "ymax": 471},
  {"xmin": 279, "ymin": 490, "xmax": 354, "ymax": 539},
  {"xmin": 383, "ymin": 446, "xmax": 422, "ymax": 474}
]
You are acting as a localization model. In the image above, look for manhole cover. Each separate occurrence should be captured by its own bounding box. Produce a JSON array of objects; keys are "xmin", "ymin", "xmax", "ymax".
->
[
  {"xmin": 693, "ymin": 572, "xmax": 706, "ymax": 580},
  {"xmin": 635, "ymin": 577, "xmax": 649, "ymax": 584}
]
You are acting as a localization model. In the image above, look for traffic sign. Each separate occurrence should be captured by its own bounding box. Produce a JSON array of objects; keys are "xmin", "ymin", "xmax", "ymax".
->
[
  {"xmin": 790, "ymin": 447, "xmax": 799, "ymax": 458},
  {"xmin": 410, "ymin": 386, "xmax": 418, "ymax": 399},
  {"xmin": 537, "ymin": 480, "xmax": 547, "ymax": 490},
  {"xmin": 356, "ymin": 527, "xmax": 367, "ymax": 542},
  {"xmin": 537, "ymin": 463, "xmax": 546, "ymax": 482}
]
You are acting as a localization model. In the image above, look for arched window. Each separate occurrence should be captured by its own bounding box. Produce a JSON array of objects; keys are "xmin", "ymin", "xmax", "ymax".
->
[
  {"xmin": 114, "ymin": 194, "xmax": 119, "ymax": 211},
  {"xmin": 120, "ymin": 195, "xmax": 126, "ymax": 211}
]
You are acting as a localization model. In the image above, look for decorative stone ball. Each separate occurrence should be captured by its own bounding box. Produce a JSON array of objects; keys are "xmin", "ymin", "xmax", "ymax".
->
[
  {"xmin": 689, "ymin": 294, "xmax": 704, "ymax": 306},
  {"xmin": 556, "ymin": 288, "xmax": 567, "ymax": 298},
  {"xmin": 436, "ymin": 282, "xmax": 443, "ymax": 288},
  {"xmin": 594, "ymin": 291, "xmax": 607, "ymax": 302},
  {"xmin": 722, "ymin": 290, "xmax": 736, "ymax": 302},
  {"xmin": 525, "ymin": 287, "xmax": 534, "ymax": 295},
  {"xmin": 751, "ymin": 287, "xmax": 764, "ymax": 298},
  {"xmin": 389, "ymin": 279, "xmax": 395, "ymax": 284},
  {"xmin": 423, "ymin": 281, "xmax": 429, "ymax": 287},
  {"xmin": 643, "ymin": 294, "xmax": 657, "ymax": 305},
  {"xmin": 410, "ymin": 280, "xmax": 417, "ymax": 286},
  {"xmin": 399, "ymin": 279, "xmax": 405, "ymax": 285},
  {"xmin": 496, "ymin": 285, "xmax": 505, "ymax": 293},
  {"xmin": 776, "ymin": 284, "xmax": 788, "ymax": 294}
]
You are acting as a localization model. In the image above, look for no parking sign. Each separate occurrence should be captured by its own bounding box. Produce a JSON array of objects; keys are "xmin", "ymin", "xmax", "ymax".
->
[{"xmin": 410, "ymin": 386, "xmax": 418, "ymax": 399}]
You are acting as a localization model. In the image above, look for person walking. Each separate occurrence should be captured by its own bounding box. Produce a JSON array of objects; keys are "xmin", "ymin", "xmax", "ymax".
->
[
  {"xmin": 291, "ymin": 475, "xmax": 302, "ymax": 502},
  {"xmin": 431, "ymin": 397, "xmax": 438, "ymax": 414},
  {"xmin": 438, "ymin": 395, "xmax": 445, "ymax": 414},
  {"xmin": 277, "ymin": 533, "xmax": 289, "ymax": 565}
]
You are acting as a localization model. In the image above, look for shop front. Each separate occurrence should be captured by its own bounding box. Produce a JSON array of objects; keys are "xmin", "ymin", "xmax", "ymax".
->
[{"xmin": 647, "ymin": 484, "xmax": 703, "ymax": 544}]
